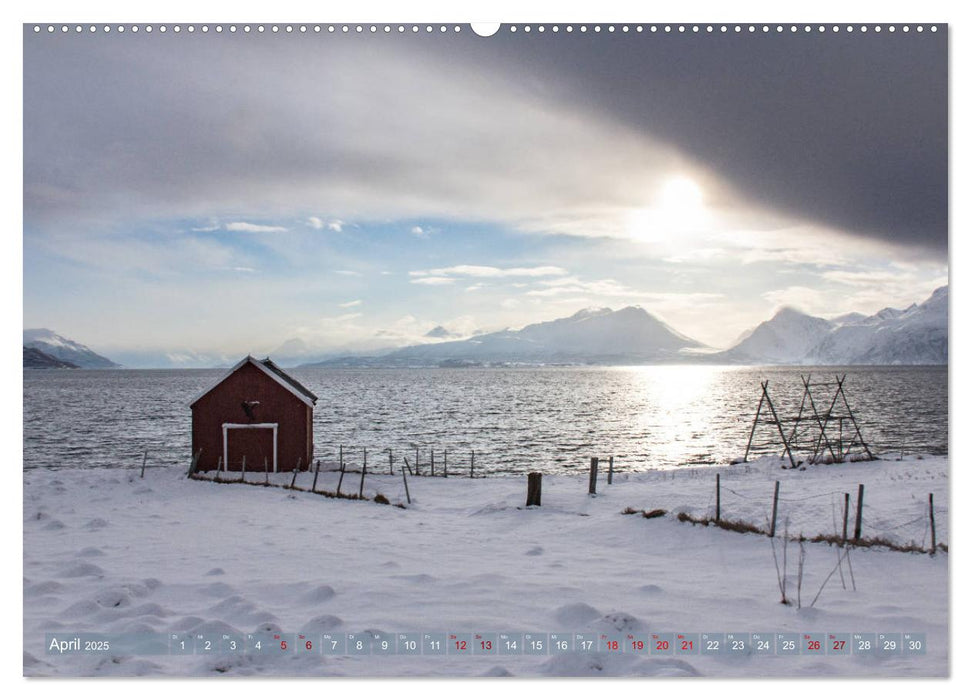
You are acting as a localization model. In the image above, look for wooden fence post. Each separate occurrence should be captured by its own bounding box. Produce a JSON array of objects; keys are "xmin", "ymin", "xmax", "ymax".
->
[
  {"xmin": 470, "ymin": 450, "xmax": 475, "ymax": 478},
  {"xmin": 715, "ymin": 473, "xmax": 721, "ymax": 523},
  {"xmin": 854, "ymin": 484, "xmax": 864, "ymax": 541},
  {"xmin": 240, "ymin": 455, "xmax": 246, "ymax": 482},
  {"xmin": 186, "ymin": 449, "xmax": 202, "ymax": 478},
  {"xmin": 769, "ymin": 481, "xmax": 780, "ymax": 537},
  {"xmin": 389, "ymin": 449, "xmax": 394, "ymax": 475},
  {"xmin": 415, "ymin": 447, "xmax": 420, "ymax": 476},
  {"xmin": 443, "ymin": 449, "xmax": 448, "ymax": 478},
  {"xmin": 929, "ymin": 493, "xmax": 937, "ymax": 555},
  {"xmin": 608, "ymin": 456, "xmax": 614, "ymax": 485},
  {"xmin": 337, "ymin": 459, "xmax": 346, "ymax": 495},
  {"xmin": 431, "ymin": 449, "xmax": 435, "ymax": 477},
  {"xmin": 264, "ymin": 457, "xmax": 269, "ymax": 485},
  {"xmin": 312, "ymin": 460, "xmax": 320, "ymax": 492},
  {"xmin": 140, "ymin": 450, "xmax": 148, "ymax": 478},
  {"xmin": 358, "ymin": 449, "xmax": 367, "ymax": 497},
  {"xmin": 290, "ymin": 458, "xmax": 301, "ymax": 488},
  {"xmin": 842, "ymin": 493, "xmax": 849, "ymax": 545},
  {"xmin": 401, "ymin": 463, "xmax": 411, "ymax": 504},
  {"xmin": 526, "ymin": 472, "xmax": 542, "ymax": 506},
  {"xmin": 588, "ymin": 457, "xmax": 599, "ymax": 495}
]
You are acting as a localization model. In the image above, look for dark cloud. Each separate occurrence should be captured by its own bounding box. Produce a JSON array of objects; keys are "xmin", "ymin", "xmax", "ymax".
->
[
  {"xmin": 24, "ymin": 26, "xmax": 947, "ymax": 254},
  {"xmin": 443, "ymin": 27, "xmax": 948, "ymax": 253}
]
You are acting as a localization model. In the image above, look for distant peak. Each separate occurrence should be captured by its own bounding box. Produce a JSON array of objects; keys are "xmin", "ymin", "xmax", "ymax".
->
[
  {"xmin": 424, "ymin": 325, "xmax": 459, "ymax": 339},
  {"xmin": 771, "ymin": 306, "xmax": 810, "ymax": 320},
  {"xmin": 569, "ymin": 307, "xmax": 613, "ymax": 320}
]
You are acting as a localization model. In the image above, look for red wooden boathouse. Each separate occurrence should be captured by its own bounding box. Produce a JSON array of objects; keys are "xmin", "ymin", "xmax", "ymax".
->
[{"xmin": 189, "ymin": 356, "xmax": 317, "ymax": 472}]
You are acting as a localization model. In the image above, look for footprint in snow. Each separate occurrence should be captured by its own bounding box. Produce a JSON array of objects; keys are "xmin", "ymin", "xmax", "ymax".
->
[
  {"xmin": 554, "ymin": 602, "xmax": 602, "ymax": 627},
  {"xmin": 205, "ymin": 567, "xmax": 225, "ymax": 576},
  {"xmin": 300, "ymin": 585, "xmax": 337, "ymax": 604},
  {"xmin": 59, "ymin": 562, "xmax": 105, "ymax": 578},
  {"xmin": 525, "ymin": 546, "xmax": 544, "ymax": 556}
]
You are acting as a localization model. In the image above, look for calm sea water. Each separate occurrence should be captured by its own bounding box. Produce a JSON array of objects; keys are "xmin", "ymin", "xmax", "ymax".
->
[{"xmin": 22, "ymin": 366, "xmax": 947, "ymax": 474}]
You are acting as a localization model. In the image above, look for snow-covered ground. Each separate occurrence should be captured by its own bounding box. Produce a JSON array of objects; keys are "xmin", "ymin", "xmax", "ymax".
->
[{"xmin": 23, "ymin": 455, "xmax": 948, "ymax": 677}]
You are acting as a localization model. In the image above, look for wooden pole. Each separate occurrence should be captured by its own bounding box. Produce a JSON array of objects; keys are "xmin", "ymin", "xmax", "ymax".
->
[
  {"xmin": 762, "ymin": 383, "xmax": 797, "ymax": 469},
  {"xmin": 526, "ymin": 472, "xmax": 542, "ymax": 506},
  {"xmin": 929, "ymin": 493, "xmax": 937, "ymax": 555},
  {"xmin": 337, "ymin": 458, "xmax": 346, "ymax": 495},
  {"xmin": 715, "ymin": 473, "xmax": 721, "ymax": 523},
  {"xmin": 358, "ymin": 449, "xmax": 367, "ymax": 498},
  {"xmin": 607, "ymin": 456, "xmax": 614, "ymax": 485},
  {"xmin": 389, "ymin": 449, "xmax": 394, "ymax": 475},
  {"xmin": 290, "ymin": 458, "xmax": 301, "ymax": 488},
  {"xmin": 842, "ymin": 493, "xmax": 850, "ymax": 545},
  {"xmin": 340, "ymin": 444, "xmax": 344, "ymax": 472},
  {"xmin": 186, "ymin": 449, "xmax": 202, "ymax": 478},
  {"xmin": 431, "ymin": 449, "xmax": 435, "ymax": 477},
  {"xmin": 769, "ymin": 481, "xmax": 780, "ymax": 537},
  {"xmin": 744, "ymin": 384, "xmax": 767, "ymax": 462},
  {"xmin": 588, "ymin": 457, "xmax": 599, "ymax": 495},
  {"xmin": 443, "ymin": 449, "xmax": 448, "ymax": 478},
  {"xmin": 837, "ymin": 374, "xmax": 874, "ymax": 460},
  {"xmin": 804, "ymin": 375, "xmax": 838, "ymax": 464},
  {"xmin": 415, "ymin": 447, "xmax": 420, "ymax": 476},
  {"xmin": 240, "ymin": 455, "xmax": 246, "ymax": 482},
  {"xmin": 854, "ymin": 484, "xmax": 864, "ymax": 541},
  {"xmin": 470, "ymin": 450, "xmax": 475, "ymax": 478},
  {"xmin": 403, "ymin": 455, "xmax": 413, "ymax": 475},
  {"xmin": 401, "ymin": 461, "xmax": 411, "ymax": 504},
  {"xmin": 140, "ymin": 450, "xmax": 148, "ymax": 478},
  {"xmin": 312, "ymin": 460, "xmax": 320, "ymax": 492}
]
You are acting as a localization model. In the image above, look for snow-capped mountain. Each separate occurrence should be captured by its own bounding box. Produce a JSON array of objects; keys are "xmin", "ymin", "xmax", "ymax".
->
[
  {"xmin": 23, "ymin": 346, "xmax": 78, "ymax": 369},
  {"xmin": 719, "ymin": 286, "xmax": 947, "ymax": 365},
  {"xmin": 308, "ymin": 306, "xmax": 706, "ymax": 366},
  {"xmin": 723, "ymin": 307, "xmax": 835, "ymax": 363},
  {"xmin": 424, "ymin": 325, "xmax": 464, "ymax": 340},
  {"xmin": 809, "ymin": 286, "xmax": 947, "ymax": 365},
  {"xmin": 23, "ymin": 329, "xmax": 120, "ymax": 368}
]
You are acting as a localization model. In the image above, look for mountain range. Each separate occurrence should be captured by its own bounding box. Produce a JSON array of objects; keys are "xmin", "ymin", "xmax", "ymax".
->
[
  {"xmin": 23, "ymin": 286, "xmax": 947, "ymax": 369},
  {"xmin": 23, "ymin": 329, "xmax": 120, "ymax": 369},
  {"xmin": 717, "ymin": 285, "xmax": 947, "ymax": 365},
  {"xmin": 303, "ymin": 286, "xmax": 948, "ymax": 368},
  {"xmin": 23, "ymin": 346, "xmax": 79, "ymax": 369}
]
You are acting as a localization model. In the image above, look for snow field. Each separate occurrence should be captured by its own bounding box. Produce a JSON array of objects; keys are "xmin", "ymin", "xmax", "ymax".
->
[{"xmin": 23, "ymin": 455, "xmax": 948, "ymax": 677}]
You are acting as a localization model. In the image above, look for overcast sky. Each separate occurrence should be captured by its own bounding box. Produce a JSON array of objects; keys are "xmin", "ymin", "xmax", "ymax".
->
[{"xmin": 23, "ymin": 24, "xmax": 948, "ymax": 364}]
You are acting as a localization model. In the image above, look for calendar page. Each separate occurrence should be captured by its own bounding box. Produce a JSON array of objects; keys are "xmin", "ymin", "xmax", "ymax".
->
[{"xmin": 22, "ymin": 15, "xmax": 950, "ymax": 681}]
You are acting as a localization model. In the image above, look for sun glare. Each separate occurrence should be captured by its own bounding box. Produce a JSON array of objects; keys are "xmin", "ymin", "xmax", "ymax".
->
[
  {"xmin": 660, "ymin": 176, "xmax": 704, "ymax": 210},
  {"xmin": 628, "ymin": 175, "xmax": 710, "ymax": 243}
]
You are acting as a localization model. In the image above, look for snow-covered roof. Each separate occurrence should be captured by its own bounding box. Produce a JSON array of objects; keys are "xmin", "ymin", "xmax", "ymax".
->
[{"xmin": 188, "ymin": 356, "xmax": 317, "ymax": 408}]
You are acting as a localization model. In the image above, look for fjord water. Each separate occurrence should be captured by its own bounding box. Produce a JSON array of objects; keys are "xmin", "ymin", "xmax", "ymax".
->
[{"xmin": 22, "ymin": 366, "xmax": 947, "ymax": 474}]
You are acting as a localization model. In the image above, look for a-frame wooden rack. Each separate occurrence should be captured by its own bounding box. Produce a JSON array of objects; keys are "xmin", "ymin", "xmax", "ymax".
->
[{"xmin": 744, "ymin": 374, "xmax": 874, "ymax": 468}]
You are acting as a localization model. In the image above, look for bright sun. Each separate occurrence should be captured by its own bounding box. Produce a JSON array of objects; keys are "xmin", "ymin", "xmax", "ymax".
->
[
  {"xmin": 659, "ymin": 176, "xmax": 704, "ymax": 210},
  {"xmin": 628, "ymin": 176, "xmax": 709, "ymax": 243}
]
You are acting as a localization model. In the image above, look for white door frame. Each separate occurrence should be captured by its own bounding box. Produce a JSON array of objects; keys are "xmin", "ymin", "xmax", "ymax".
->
[{"xmin": 223, "ymin": 422, "xmax": 278, "ymax": 472}]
